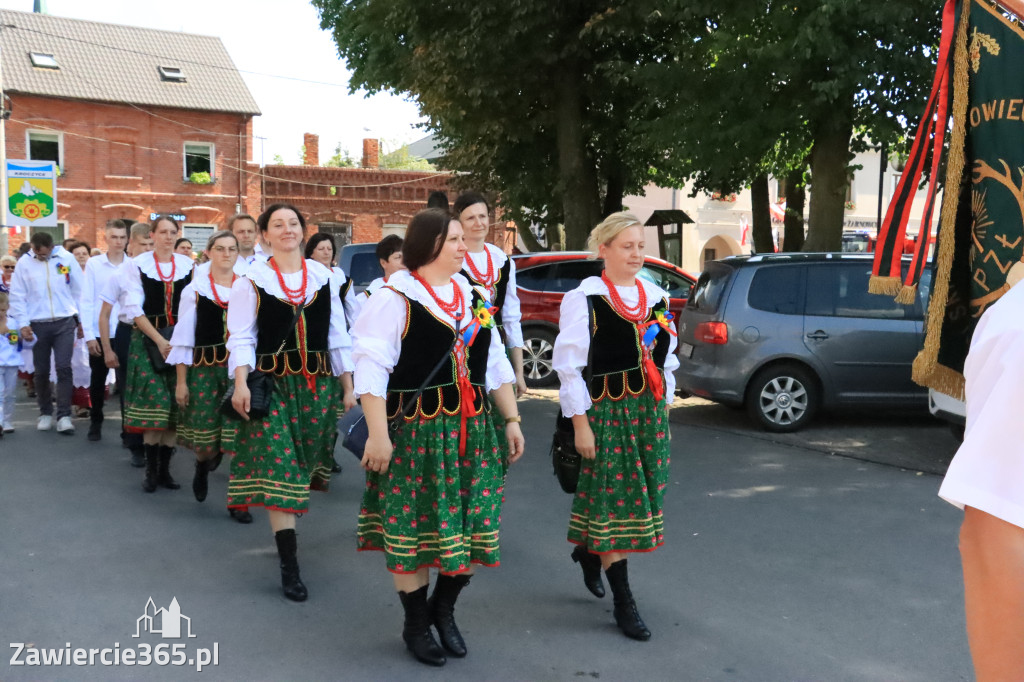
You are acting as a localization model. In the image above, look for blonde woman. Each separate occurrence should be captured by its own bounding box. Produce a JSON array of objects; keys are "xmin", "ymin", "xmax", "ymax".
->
[{"xmin": 552, "ymin": 212, "xmax": 679, "ymax": 641}]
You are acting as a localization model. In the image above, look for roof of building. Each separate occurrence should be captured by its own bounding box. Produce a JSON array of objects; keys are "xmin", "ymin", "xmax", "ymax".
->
[
  {"xmin": 0, "ymin": 9, "xmax": 261, "ymax": 115},
  {"xmin": 407, "ymin": 133, "xmax": 444, "ymax": 162}
]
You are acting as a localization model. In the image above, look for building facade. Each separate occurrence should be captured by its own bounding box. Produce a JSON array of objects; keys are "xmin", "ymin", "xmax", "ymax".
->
[{"xmin": 0, "ymin": 9, "xmax": 260, "ymax": 252}]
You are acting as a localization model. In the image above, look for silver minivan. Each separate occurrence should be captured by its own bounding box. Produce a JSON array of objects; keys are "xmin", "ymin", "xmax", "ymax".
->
[{"xmin": 677, "ymin": 253, "xmax": 931, "ymax": 432}]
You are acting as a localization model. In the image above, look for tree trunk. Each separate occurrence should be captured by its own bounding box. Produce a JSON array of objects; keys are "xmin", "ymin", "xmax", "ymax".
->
[
  {"xmin": 804, "ymin": 109, "xmax": 854, "ymax": 252},
  {"xmin": 516, "ymin": 221, "xmax": 546, "ymax": 253},
  {"xmin": 783, "ymin": 167, "xmax": 806, "ymax": 252},
  {"xmin": 602, "ymin": 163, "xmax": 625, "ymax": 218},
  {"xmin": 556, "ymin": 59, "xmax": 601, "ymax": 250},
  {"xmin": 750, "ymin": 174, "xmax": 775, "ymax": 254}
]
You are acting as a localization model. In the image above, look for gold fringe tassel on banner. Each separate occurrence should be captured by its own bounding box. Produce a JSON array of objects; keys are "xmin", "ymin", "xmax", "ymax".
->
[
  {"xmin": 912, "ymin": 0, "xmax": 972, "ymax": 392},
  {"xmin": 867, "ymin": 276, "xmax": 905, "ymax": 296},
  {"xmin": 895, "ymin": 284, "xmax": 918, "ymax": 305}
]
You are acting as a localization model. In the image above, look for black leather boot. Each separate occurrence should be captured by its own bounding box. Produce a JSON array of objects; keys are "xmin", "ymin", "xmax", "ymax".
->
[
  {"xmin": 571, "ymin": 545, "xmax": 605, "ymax": 598},
  {"xmin": 142, "ymin": 444, "xmax": 159, "ymax": 493},
  {"xmin": 605, "ymin": 559, "xmax": 651, "ymax": 641},
  {"xmin": 192, "ymin": 459, "xmax": 209, "ymax": 502},
  {"xmin": 274, "ymin": 529, "xmax": 307, "ymax": 602},
  {"xmin": 157, "ymin": 446, "xmax": 181, "ymax": 490},
  {"xmin": 399, "ymin": 586, "xmax": 446, "ymax": 666},
  {"xmin": 429, "ymin": 574, "xmax": 470, "ymax": 657}
]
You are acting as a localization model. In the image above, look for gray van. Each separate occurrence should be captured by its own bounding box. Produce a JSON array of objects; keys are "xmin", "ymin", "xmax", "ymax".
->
[{"xmin": 677, "ymin": 253, "xmax": 931, "ymax": 432}]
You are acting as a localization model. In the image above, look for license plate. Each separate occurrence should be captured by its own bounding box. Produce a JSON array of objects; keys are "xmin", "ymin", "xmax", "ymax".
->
[{"xmin": 680, "ymin": 342, "xmax": 694, "ymax": 358}]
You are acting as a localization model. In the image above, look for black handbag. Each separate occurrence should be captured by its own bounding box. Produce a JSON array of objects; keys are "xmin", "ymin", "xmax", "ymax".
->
[
  {"xmin": 220, "ymin": 300, "xmax": 307, "ymax": 422},
  {"xmin": 342, "ymin": 318, "xmax": 461, "ymax": 460},
  {"xmin": 143, "ymin": 326, "xmax": 175, "ymax": 374},
  {"xmin": 550, "ymin": 297, "xmax": 595, "ymax": 494}
]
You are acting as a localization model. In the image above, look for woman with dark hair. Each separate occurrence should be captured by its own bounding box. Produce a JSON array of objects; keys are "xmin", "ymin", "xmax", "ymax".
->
[
  {"xmin": 174, "ymin": 238, "xmax": 194, "ymax": 259},
  {"xmin": 304, "ymin": 231, "xmax": 358, "ymax": 473},
  {"xmin": 453, "ymin": 191, "xmax": 527, "ymax": 398},
  {"xmin": 353, "ymin": 208, "xmax": 525, "ymax": 666},
  {"xmin": 122, "ymin": 215, "xmax": 195, "ymax": 492},
  {"xmin": 226, "ymin": 203, "xmax": 353, "ymax": 601},
  {"xmin": 552, "ymin": 212, "xmax": 678, "ymax": 641},
  {"xmin": 357, "ymin": 234, "xmax": 406, "ymax": 308},
  {"xmin": 170, "ymin": 230, "xmax": 251, "ymax": 522}
]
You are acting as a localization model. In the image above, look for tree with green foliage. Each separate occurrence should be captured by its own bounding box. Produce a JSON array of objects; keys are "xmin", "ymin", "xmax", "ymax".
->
[
  {"xmin": 644, "ymin": 0, "xmax": 939, "ymax": 252},
  {"xmin": 324, "ymin": 143, "xmax": 357, "ymax": 168},
  {"xmin": 313, "ymin": 0, "xmax": 711, "ymax": 249},
  {"xmin": 379, "ymin": 143, "xmax": 435, "ymax": 171}
]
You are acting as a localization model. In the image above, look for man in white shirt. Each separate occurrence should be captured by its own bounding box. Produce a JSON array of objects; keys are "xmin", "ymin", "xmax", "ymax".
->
[
  {"xmin": 939, "ymin": 276, "xmax": 1024, "ymax": 680},
  {"xmin": 81, "ymin": 219, "xmax": 129, "ymax": 441},
  {"xmin": 97, "ymin": 222, "xmax": 152, "ymax": 464},
  {"xmin": 228, "ymin": 213, "xmax": 264, "ymax": 276},
  {"xmin": 8, "ymin": 231, "xmax": 85, "ymax": 433}
]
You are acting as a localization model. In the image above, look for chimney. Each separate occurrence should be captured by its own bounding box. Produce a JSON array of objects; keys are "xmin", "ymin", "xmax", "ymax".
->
[
  {"xmin": 362, "ymin": 138, "xmax": 380, "ymax": 169},
  {"xmin": 303, "ymin": 133, "xmax": 319, "ymax": 166}
]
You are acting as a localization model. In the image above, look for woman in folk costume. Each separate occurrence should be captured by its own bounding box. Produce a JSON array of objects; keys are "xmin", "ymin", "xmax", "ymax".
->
[
  {"xmin": 305, "ymin": 231, "xmax": 360, "ymax": 474},
  {"xmin": 169, "ymin": 231, "xmax": 251, "ymax": 523},
  {"xmin": 453, "ymin": 191, "xmax": 528, "ymax": 397},
  {"xmin": 226, "ymin": 203, "xmax": 354, "ymax": 602},
  {"xmin": 122, "ymin": 215, "xmax": 194, "ymax": 493},
  {"xmin": 552, "ymin": 211, "xmax": 679, "ymax": 641},
  {"xmin": 353, "ymin": 208, "xmax": 525, "ymax": 666}
]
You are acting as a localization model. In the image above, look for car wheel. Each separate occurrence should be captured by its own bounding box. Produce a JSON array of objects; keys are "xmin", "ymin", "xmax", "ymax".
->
[
  {"xmin": 522, "ymin": 328, "xmax": 558, "ymax": 388},
  {"xmin": 746, "ymin": 364, "xmax": 820, "ymax": 433}
]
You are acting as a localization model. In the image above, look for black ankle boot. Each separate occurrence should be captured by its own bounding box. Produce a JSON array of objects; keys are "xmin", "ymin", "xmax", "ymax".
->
[
  {"xmin": 142, "ymin": 444, "xmax": 159, "ymax": 493},
  {"xmin": 274, "ymin": 529, "xmax": 307, "ymax": 602},
  {"xmin": 605, "ymin": 559, "xmax": 651, "ymax": 641},
  {"xmin": 157, "ymin": 446, "xmax": 180, "ymax": 490},
  {"xmin": 399, "ymin": 586, "xmax": 446, "ymax": 666},
  {"xmin": 429, "ymin": 574, "xmax": 470, "ymax": 657},
  {"xmin": 192, "ymin": 459, "xmax": 209, "ymax": 502},
  {"xmin": 571, "ymin": 545, "xmax": 605, "ymax": 598}
]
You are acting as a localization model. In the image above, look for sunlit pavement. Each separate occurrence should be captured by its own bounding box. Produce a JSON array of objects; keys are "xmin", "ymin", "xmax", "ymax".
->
[{"xmin": 1, "ymin": 391, "xmax": 969, "ymax": 681}]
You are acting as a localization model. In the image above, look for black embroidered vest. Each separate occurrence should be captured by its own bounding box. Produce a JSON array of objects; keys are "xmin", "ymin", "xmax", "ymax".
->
[
  {"xmin": 461, "ymin": 254, "xmax": 510, "ymax": 336},
  {"xmin": 586, "ymin": 294, "xmax": 671, "ymax": 401},
  {"xmin": 140, "ymin": 269, "xmax": 192, "ymax": 328},
  {"xmin": 386, "ymin": 287, "xmax": 491, "ymax": 421},
  {"xmin": 192, "ymin": 294, "xmax": 229, "ymax": 366},
  {"xmin": 253, "ymin": 282, "xmax": 333, "ymax": 377}
]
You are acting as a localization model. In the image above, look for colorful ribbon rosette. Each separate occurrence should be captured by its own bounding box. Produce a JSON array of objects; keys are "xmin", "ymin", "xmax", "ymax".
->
[
  {"xmin": 5, "ymin": 329, "xmax": 21, "ymax": 350},
  {"xmin": 637, "ymin": 310, "xmax": 677, "ymax": 403},
  {"xmin": 56, "ymin": 263, "xmax": 70, "ymax": 284},
  {"xmin": 461, "ymin": 298, "xmax": 498, "ymax": 347}
]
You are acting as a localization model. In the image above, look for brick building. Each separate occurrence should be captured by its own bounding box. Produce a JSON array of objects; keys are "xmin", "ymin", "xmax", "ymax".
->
[
  {"xmin": 259, "ymin": 134, "xmax": 514, "ymax": 251},
  {"xmin": 0, "ymin": 9, "xmax": 260, "ymax": 252}
]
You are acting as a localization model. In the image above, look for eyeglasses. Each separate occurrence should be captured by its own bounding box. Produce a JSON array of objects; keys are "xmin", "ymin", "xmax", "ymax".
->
[{"xmin": 2, "ymin": 265, "xmax": 14, "ymax": 270}]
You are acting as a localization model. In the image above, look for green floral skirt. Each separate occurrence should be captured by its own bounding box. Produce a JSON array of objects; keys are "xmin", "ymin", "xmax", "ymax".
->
[
  {"xmin": 177, "ymin": 363, "xmax": 237, "ymax": 458},
  {"xmin": 358, "ymin": 411, "xmax": 506, "ymax": 575},
  {"xmin": 568, "ymin": 391, "xmax": 670, "ymax": 554},
  {"xmin": 227, "ymin": 373, "xmax": 339, "ymax": 514},
  {"xmin": 124, "ymin": 328, "xmax": 177, "ymax": 432}
]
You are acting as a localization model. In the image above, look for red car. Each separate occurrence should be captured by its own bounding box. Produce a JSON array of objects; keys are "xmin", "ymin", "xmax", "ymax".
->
[{"xmin": 512, "ymin": 252, "xmax": 696, "ymax": 387}]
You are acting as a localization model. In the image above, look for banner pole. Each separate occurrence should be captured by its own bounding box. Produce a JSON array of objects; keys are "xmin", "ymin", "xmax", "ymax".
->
[{"xmin": 0, "ymin": 29, "xmax": 7, "ymax": 257}]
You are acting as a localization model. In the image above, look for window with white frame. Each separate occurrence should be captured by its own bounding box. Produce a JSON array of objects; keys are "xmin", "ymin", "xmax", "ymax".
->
[
  {"xmin": 382, "ymin": 223, "xmax": 406, "ymax": 238},
  {"xmin": 183, "ymin": 142, "xmax": 214, "ymax": 182},
  {"xmin": 27, "ymin": 130, "xmax": 63, "ymax": 172}
]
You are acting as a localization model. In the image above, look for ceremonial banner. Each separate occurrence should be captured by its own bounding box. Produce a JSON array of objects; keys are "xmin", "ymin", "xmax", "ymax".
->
[
  {"xmin": 5, "ymin": 160, "xmax": 57, "ymax": 228},
  {"xmin": 872, "ymin": 0, "xmax": 1024, "ymax": 398}
]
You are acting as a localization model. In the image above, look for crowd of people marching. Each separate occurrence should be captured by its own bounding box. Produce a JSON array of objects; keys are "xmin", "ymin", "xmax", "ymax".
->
[{"xmin": 0, "ymin": 192, "xmax": 678, "ymax": 666}]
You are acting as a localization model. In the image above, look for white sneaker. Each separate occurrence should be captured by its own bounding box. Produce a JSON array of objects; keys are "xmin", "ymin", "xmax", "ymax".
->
[
  {"xmin": 1, "ymin": 421, "xmax": 12, "ymax": 433},
  {"xmin": 56, "ymin": 416, "xmax": 74, "ymax": 434},
  {"xmin": 37, "ymin": 415, "xmax": 53, "ymax": 431}
]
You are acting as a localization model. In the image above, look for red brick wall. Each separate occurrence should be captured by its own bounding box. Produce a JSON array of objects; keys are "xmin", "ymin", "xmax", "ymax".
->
[{"xmin": 5, "ymin": 94, "xmax": 254, "ymax": 253}]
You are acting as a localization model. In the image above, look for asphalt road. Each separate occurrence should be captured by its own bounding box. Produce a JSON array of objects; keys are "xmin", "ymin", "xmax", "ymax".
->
[{"xmin": 0, "ymin": 391, "xmax": 971, "ymax": 681}]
